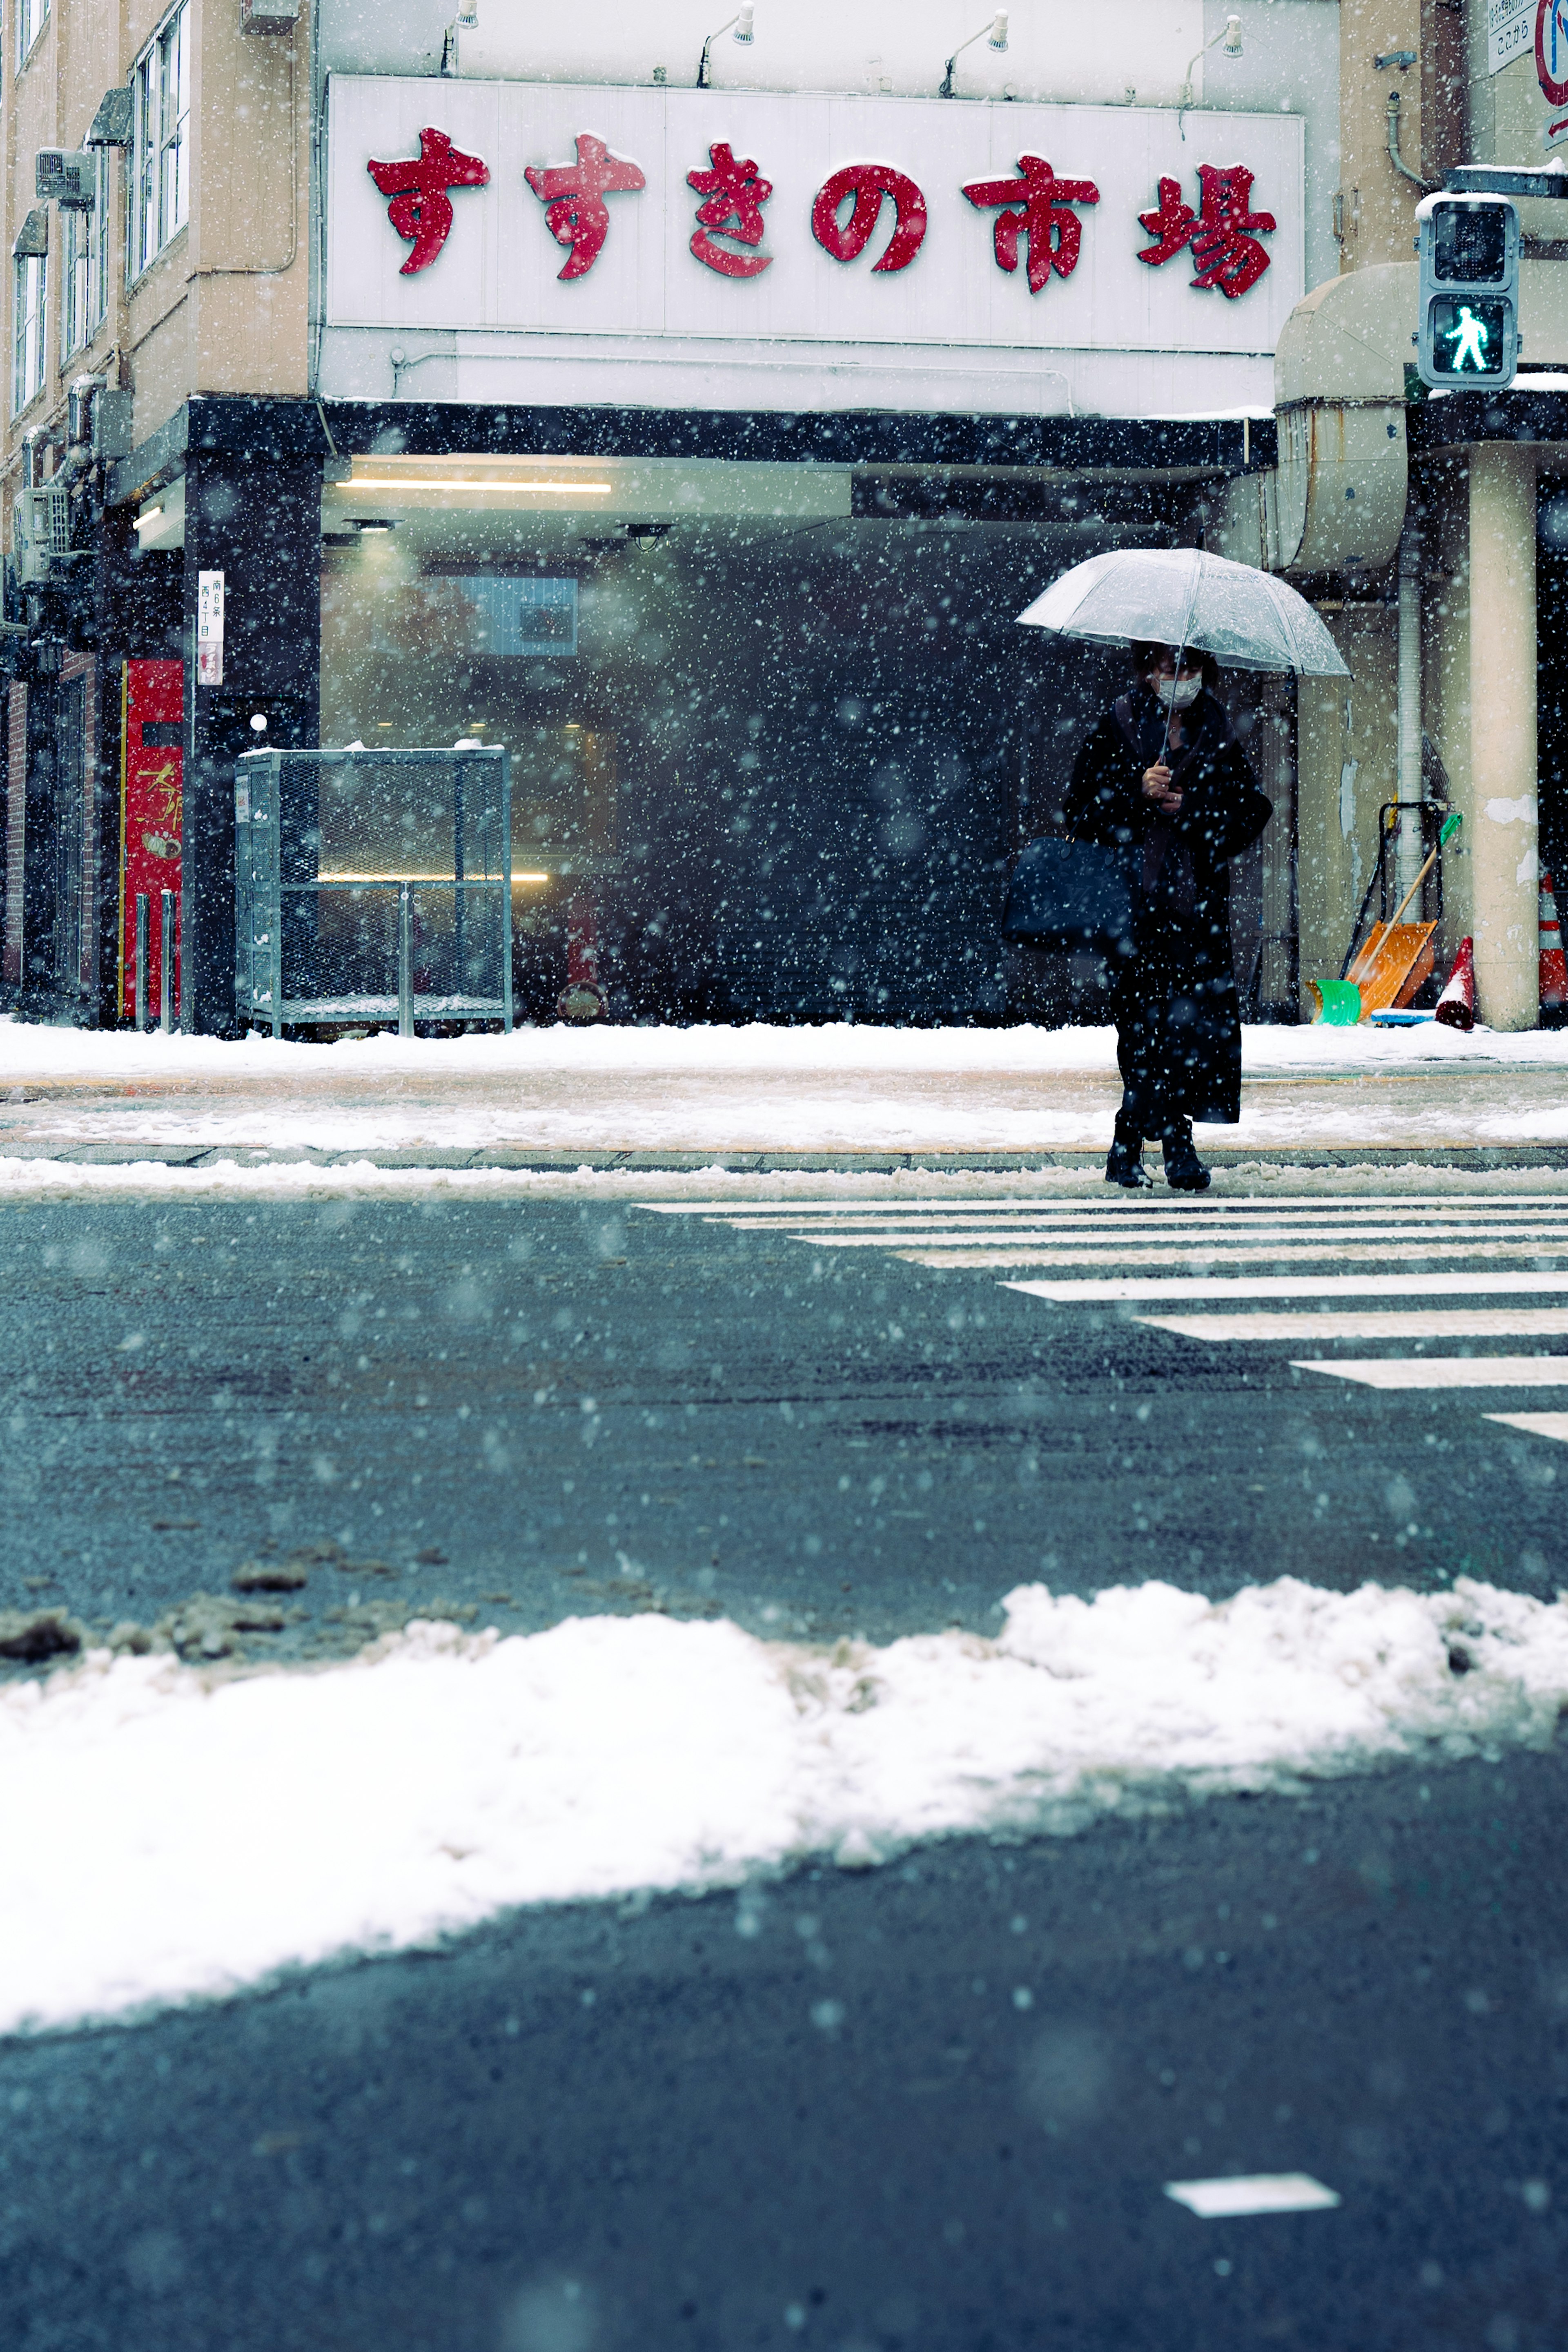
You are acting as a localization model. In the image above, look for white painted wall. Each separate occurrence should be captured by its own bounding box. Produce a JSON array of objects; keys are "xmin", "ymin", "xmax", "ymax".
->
[
  {"xmin": 314, "ymin": 1, "xmax": 1341, "ymax": 419},
  {"xmin": 449, "ymin": 2, "xmax": 1207, "ymax": 106},
  {"xmin": 1204, "ymin": 0, "xmax": 1340, "ymax": 296}
]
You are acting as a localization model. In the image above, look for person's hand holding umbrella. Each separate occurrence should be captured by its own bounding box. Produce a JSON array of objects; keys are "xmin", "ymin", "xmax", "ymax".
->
[{"xmin": 1142, "ymin": 761, "xmax": 1183, "ymax": 816}]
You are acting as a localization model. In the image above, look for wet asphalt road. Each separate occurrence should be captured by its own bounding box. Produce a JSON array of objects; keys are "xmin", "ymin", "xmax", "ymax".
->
[
  {"xmin": 2, "ymin": 1184, "xmax": 1568, "ymax": 2349},
  {"xmin": 2, "ymin": 1188, "xmax": 1564, "ymax": 1655}
]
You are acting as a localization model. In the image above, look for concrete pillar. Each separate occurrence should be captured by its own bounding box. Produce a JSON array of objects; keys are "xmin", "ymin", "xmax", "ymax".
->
[
  {"xmin": 181, "ymin": 424, "xmax": 322, "ymax": 1034},
  {"xmin": 1296, "ymin": 608, "xmax": 1397, "ymax": 1014},
  {"xmin": 1468, "ymin": 443, "xmax": 1539, "ymax": 1032}
]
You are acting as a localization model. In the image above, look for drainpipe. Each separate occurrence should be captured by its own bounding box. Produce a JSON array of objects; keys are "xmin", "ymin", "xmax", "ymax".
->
[
  {"xmin": 1385, "ymin": 91, "xmax": 1437, "ymax": 194},
  {"xmin": 1396, "ymin": 522, "xmax": 1425, "ymax": 902}
]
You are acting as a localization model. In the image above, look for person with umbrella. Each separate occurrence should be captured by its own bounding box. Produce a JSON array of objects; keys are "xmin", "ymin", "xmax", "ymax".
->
[
  {"xmin": 1062, "ymin": 640, "xmax": 1271, "ymax": 1189},
  {"xmin": 1013, "ymin": 548, "xmax": 1351, "ymax": 1191}
]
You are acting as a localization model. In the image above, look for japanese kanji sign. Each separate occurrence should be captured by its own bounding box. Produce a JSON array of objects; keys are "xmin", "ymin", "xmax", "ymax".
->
[
  {"xmin": 1137, "ymin": 165, "xmax": 1276, "ymax": 298},
  {"xmin": 961, "ymin": 156, "xmax": 1100, "ymax": 294},
  {"xmin": 118, "ymin": 659, "xmax": 183, "ymax": 1023},
  {"xmin": 377, "ymin": 129, "xmax": 1276, "ymax": 303},
  {"xmin": 326, "ymin": 82, "xmax": 1304, "ymax": 408}
]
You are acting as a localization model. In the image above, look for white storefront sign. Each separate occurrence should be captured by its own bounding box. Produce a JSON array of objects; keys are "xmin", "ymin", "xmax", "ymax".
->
[
  {"xmin": 321, "ymin": 77, "xmax": 1304, "ymax": 418},
  {"xmin": 196, "ymin": 569, "xmax": 224, "ymax": 687}
]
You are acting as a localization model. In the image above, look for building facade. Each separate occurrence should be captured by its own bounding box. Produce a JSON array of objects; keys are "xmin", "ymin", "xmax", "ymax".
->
[
  {"xmin": 1225, "ymin": 0, "xmax": 1568, "ymax": 1033},
  {"xmin": 1, "ymin": 1, "xmax": 1343, "ymax": 1032}
]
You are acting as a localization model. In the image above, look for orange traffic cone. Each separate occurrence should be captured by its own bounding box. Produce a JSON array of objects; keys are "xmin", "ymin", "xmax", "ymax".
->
[
  {"xmin": 1434, "ymin": 936, "xmax": 1475, "ymax": 1030},
  {"xmin": 1542, "ymin": 873, "xmax": 1568, "ymax": 1009}
]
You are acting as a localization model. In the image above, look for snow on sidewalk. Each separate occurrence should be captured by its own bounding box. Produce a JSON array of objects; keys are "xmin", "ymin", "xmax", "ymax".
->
[
  {"xmin": 3, "ymin": 1018, "xmax": 1568, "ymax": 1153},
  {"xmin": 5, "ymin": 1574, "xmax": 1567, "ymax": 2037},
  {"xmin": 0, "ymin": 1014, "xmax": 1565, "ymax": 1083}
]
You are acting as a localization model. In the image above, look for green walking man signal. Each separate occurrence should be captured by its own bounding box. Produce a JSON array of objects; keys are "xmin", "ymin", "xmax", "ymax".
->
[
  {"xmin": 1445, "ymin": 303, "xmax": 1490, "ymax": 370},
  {"xmin": 1415, "ymin": 192, "xmax": 1518, "ymax": 390}
]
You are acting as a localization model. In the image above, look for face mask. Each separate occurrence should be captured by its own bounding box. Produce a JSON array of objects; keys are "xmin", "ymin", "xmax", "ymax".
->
[{"xmin": 1153, "ymin": 674, "xmax": 1203, "ymax": 710}]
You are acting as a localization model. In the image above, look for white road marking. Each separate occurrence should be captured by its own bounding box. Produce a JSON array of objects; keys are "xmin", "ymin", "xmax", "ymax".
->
[
  {"xmin": 1293, "ymin": 1357, "xmax": 1568, "ymax": 1389},
  {"xmin": 644, "ymin": 1202, "xmax": 1568, "ymax": 1389},
  {"xmin": 1484, "ymin": 1411, "xmax": 1568, "ymax": 1443},
  {"xmin": 894, "ymin": 1237, "xmax": 1568, "ymax": 1268},
  {"xmin": 694, "ymin": 1201, "xmax": 1564, "ymax": 1217},
  {"xmin": 1140, "ymin": 1310, "xmax": 1568, "ymax": 1342},
  {"xmin": 1165, "ymin": 2176, "xmax": 1341, "ymax": 2220},
  {"xmin": 674, "ymin": 1212, "xmax": 1566, "ymax": 1235},
  {"xmin": 1006, "ymin": 1273, "xmax": 1568, "ymax": 1304}
]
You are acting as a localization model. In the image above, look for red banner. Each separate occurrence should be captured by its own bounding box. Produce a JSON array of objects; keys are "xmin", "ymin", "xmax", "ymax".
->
[{"xmin": 118, "ymin": 660, "xmax": 183, "ymax": 1020}]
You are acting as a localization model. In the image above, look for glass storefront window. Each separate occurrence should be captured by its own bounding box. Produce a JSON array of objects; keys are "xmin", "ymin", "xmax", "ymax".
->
[{"xmin": 318, "ymin": 455, "xmax": 1178, "ymax": 1024}]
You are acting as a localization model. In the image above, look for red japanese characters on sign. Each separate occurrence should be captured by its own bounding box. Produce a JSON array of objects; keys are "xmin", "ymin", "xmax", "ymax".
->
[
  {"xmin": 687, "ymin": 142, "xmax": 774, "ymax": 276},
  {"xmin": 811, "ymin": 164, "xmax": 927, "ymax": 273},
  {"xmin": 524, "ymin": 133, "xmax": 647, "ymax": 281},
  {"xmin": 367, "ymin": 125, "xmax": 1278, "ymax": 310},
  {"xmin": 366, "ymin": 127, "xmax": 489, "ymax": 275},
  {"xmin": 961, "ymin": 155, "xmax": 1100, "ymax": 294},
  {"xmin": 118, "ymin": 659, "xmax": 183, "ymax": 1021},
  {"xmin": 1137, "ymin": 164, "xmax": 1276, "ymax": 298}
]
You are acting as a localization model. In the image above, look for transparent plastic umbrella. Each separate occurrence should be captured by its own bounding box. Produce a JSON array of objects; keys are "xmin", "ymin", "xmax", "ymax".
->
[{"xmin": 1016, "ymin": 546, "xmax": 1350, "ymax": 677}]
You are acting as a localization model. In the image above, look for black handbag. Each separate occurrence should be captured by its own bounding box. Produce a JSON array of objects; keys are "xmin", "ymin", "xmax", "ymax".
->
[{"xmin": 1001, "ymin": 835, "xmax": 1137, "ymax": 960}]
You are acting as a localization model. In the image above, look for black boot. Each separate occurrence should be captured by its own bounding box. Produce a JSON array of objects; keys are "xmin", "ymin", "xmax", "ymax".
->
[
  {"xmin": 1106, "ymin": 1114, "xmax": 1155, "ymax": 1189},
  {"xmin": 1162, "ymin": 1118, "xmax": 1211, "ymax": 1192}
]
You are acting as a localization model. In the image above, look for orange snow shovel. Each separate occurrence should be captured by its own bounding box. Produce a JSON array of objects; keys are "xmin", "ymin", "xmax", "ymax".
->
[{"xmin": 1341, "ymin": 810, "xmax": 1463, "ymax": 1019}]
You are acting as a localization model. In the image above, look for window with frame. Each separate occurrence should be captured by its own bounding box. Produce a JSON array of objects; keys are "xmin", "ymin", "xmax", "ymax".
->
[
  {"xmin": 130, "ymin": 1, "xmax": 190, "ymax": 279},
  {"xmin": 15, "ymin": 0, "xmax": 49, "ymax": 68},
  {"xmin": 14, "ymin": 254, "xmax": 47, "ymax": 412},
  {"xmin": 62, "ymin": 154, "xmax": 110, "ymax": 360}
]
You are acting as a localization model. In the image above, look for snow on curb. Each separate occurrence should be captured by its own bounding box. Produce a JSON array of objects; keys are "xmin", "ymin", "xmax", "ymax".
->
[
  {"xmin": 3, "ymin": 1574, "xmax": 1566, "ymax": 2036},
  {"xmin": 0, "ymin": 1156, "xmax": 1566, "ymax": 1205}
]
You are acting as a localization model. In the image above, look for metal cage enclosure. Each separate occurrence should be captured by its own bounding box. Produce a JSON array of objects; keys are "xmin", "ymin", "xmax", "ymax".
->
[{"xmin": 234, "ymin": 747, "xmax": 513, "ymax": 1035}]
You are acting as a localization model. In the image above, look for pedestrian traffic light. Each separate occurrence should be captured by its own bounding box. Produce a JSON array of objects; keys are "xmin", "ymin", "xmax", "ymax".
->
[{"xmin": 1415, "ymin": 192, "xmax": 1518, "ymax": 390}]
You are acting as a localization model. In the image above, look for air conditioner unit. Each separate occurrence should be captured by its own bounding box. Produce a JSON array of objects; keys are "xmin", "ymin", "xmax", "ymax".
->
[
  {"xmin": 241, "ymin": 0, "xmax": 300, "ymax": 29},
  {"xmin": 13, "ymin": 487, "xmax": 72, "ymax": 586},
  {"xmin": 36, "ymin": 151, "xmax": 97, "ymax": 209}
]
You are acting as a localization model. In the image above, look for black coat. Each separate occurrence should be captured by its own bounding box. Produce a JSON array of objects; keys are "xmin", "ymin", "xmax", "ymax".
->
[{"xmin": 1062, "ymin": 687, "xmax": 1271, "ymax": 1125}]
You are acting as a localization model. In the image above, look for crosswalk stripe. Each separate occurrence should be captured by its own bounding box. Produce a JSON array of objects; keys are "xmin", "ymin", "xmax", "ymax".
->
[
  {"xmin": 895, "ymin": 1239, "xmax": 1568, "ymax": 1268},
  {"xmin": 1004, "ymin": 1272, "xmax": 1568, "ymax": 1303},
  {"xmin": 1293, "ymin": 1357, "xmax": 1568, "ymax": 1389},
  {"xmin": 690, "ymin": 1200, "xmax": 1560, "ymax": 1217},
  {"xmin": 1137, "ymin": 1310, "xmax": 1568, "ymax": 1341},
  {"xmin": 641, "ymin": 1197, "xmax": 1561, "ymax": 1216},
  {"xmin": 665, "ymin": 1212, "xmax": 1564, "ymax": 1235},
  {"xmin": 640, "ymin": 1203, "xmax": 1568, "ymax": 1440},
  {"xmin": 716, "ymin": 1218, "xmax": 1566, "ymax": 1239}
]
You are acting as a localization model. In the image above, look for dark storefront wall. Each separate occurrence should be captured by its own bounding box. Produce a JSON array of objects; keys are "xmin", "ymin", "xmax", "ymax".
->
[
  {"xmin": 319, "ymin": 485, "xmax": 1162, "ymax": 1025},
  {"xmin": 1, "ymin": 402, "xmax": 1265, "ymax": 1031}
]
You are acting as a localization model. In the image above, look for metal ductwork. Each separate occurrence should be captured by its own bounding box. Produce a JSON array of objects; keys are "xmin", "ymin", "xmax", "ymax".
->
[
  {"xmin": 1272, "ymin": 263, "xmax": 1412, "ymax": 578},
  {"xmin": 67, "ymin": 374, "xmax": 105, "ymax": 451}
]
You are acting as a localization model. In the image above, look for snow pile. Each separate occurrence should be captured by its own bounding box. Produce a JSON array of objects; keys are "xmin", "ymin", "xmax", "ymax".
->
[
  {"xmin": 0, "ymin": 1013, "xmax": 1563, "ymax": 1087},
  {"xmin": 4, "ymin": 1576, "xmax": 1566, "ymax": 2035},
  {"xmin": 0, "ymin": 1155, "xmax": 1567, "ymax": 1206},
  {"xmin": 4, "ymin": 1014, "xmax": 1565, "ymax": 1152}
]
